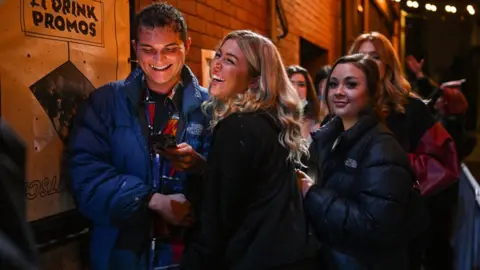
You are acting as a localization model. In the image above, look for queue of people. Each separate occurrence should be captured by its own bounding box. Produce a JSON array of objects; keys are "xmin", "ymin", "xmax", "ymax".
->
[{"xmin": 66, "ymin": 2, "xmax": 466, "ymax": 270}]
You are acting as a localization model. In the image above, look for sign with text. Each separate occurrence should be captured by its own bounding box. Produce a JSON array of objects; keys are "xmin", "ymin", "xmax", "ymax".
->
[
  {"xmin": 0, "ymin": 0, "xmax": 130, "ymax": 221},
  {"xmin": 201, "ymin": 49, "xmax": 215, "ymax": 88},
  {"xmin": 21, "ymin": 0, "xmax": 104, "ymax": 46}
]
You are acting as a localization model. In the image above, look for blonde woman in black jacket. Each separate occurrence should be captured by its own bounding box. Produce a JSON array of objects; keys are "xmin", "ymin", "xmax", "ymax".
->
[{"xmin": 181, "ymin": 30, "xmax": 318, "ymax": 270}]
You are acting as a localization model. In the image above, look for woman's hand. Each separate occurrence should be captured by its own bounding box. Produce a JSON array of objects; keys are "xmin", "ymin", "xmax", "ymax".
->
[
  {"xmin": 406, "ymin": 55, "xmax": 424, "ymax": 78},
  {"xmin": 295, "ymin": 169, "xmax": 315, "ymax": 197}
]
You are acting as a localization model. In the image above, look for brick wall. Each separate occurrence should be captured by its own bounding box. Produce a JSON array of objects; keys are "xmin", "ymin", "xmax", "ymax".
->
[
  {"xmin": 276, "ymin": 0, "xmax": 341, "ymax": 66},
  {"xmin": 137, "ymin": 0, "xmax": 342, "ymax": 84}
]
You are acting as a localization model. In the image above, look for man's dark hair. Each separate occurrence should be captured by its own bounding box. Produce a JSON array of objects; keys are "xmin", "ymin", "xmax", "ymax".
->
[{"xmin": 133, "ymin": 2, "xmax": 187, "ymax": 43}]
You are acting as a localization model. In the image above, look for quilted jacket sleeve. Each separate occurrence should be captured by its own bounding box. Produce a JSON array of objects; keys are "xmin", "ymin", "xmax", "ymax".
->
[{"xmin": 67, "ymin": 86, "xmax": 152, "ymax": 226}]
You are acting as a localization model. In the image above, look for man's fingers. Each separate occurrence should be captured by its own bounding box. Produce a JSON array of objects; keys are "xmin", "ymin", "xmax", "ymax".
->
[
  {"xmin": 168, "ymin": 145, "xmax": 193, "ymax": 156},
  {"xmin": 171, "ymin": 156, "xmax": 195, "ymax": 169},
  {"xmin": 165, "ymin": 148, "xmax": 192, "ymax": 159},
  {"xmin": 171, "ymin": 161, "xmax": 189, "ymax": 171},
  {"xmin": 171, "ymin": 155, "xmax": 193, "ymax": 163}
]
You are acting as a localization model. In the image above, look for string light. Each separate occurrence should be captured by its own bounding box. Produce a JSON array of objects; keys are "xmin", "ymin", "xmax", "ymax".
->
[
  {"xmin": 407, "ymin": 1, "xmax": 419, "ymax": 8},
  {"xmin": 425, "ymin": 3, "xmax": 437, "ymax": 12},
  {"xmin": 390, "ymin": 0, "xmax": 476, "ymax": 16},
  {"xmin": 446, "ymin": 5, "xmax": 457, "ymax": 13},
  {"xmin": 467, "ymin": 5, "xmax": 475, "ymax": 15}
]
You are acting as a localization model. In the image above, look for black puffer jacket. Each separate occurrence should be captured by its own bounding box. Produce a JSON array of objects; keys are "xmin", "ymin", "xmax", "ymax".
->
[
  {"xmin": 182, "ymin": 112, "xmax": 318, "ymax": 270},
  {"xmin": 305, "ymin": 115, "xmax": 429, "ymax": 270}
]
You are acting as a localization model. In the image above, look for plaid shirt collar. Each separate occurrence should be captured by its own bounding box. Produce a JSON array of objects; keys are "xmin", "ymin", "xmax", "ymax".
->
[{"xmin": 143, "ymin": 78, "xmax": 183, "ymax": 110}]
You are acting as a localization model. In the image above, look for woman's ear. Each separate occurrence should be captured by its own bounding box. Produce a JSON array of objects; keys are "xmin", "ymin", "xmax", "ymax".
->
[{"xmin": 248, "ymin": 76, "xmax": 260, "ymax": 89}]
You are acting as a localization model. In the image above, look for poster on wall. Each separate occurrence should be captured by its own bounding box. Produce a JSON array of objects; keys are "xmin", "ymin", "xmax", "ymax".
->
[
  {"xmin": 0, "ymin": 0, "xmax": 131, "ymax": 222},
  {"xmin": 201, "ymin": 49, "xmax": 215, "ymax": 88}
]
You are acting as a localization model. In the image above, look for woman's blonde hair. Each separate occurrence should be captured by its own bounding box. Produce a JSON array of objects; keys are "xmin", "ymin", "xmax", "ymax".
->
[
  {"xmin": 203, "ymin": 30, "xmax": 308, "ymax": 165},
  {"xmin": 349, "ymin": 32, "xmax": 412, "ymax": 114}
]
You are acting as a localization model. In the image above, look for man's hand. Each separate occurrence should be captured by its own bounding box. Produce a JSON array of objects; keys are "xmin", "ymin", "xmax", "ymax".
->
[
  {"xmin": 296, "ymin": 169, "xmax": 315, "ymax": 197},
  {"xmin": 157, "ymin": 143, "xmax": 207, "ymax": 174},
  {"xmin": 148, "ymin": 193, "xmax": 193, "ymax": 226}
]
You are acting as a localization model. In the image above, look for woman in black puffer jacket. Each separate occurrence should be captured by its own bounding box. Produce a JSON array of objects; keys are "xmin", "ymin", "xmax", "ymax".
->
[{"xmin": 297, "ymin": 53, "xmax": 429, "ymax": 270}]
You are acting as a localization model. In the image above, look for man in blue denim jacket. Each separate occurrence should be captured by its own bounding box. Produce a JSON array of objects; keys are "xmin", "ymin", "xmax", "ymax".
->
[{"xmin": 67, "ymin": 3, "xmax": 211, "ymax": 270}]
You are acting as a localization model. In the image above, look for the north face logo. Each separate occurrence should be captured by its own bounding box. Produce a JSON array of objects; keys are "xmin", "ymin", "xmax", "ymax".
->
[{"xmin": 345, "ymin": 158, "xmax": 357, "ymax": 168}]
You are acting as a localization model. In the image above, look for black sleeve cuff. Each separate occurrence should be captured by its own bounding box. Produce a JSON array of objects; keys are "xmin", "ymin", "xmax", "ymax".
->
[{"xmin": 143, "ymin": 190, "xmax": 156, "ymax": 210}]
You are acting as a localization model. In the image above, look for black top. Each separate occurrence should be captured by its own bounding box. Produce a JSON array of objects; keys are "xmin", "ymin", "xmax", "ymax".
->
[
  {"xmin": 181, "ymin": 111, "xmax": 318, "ymax": 270},
  {"xmin": 148, "ymin": 83, "xmax": 184, "ymax": 133},
  {"xmin": 306, "ymin": 115, "xmax": 429, "ymax": 270},
  {"xmin": 416, "ymin": 77, "xmax": 436, "ymax": 99},
  {"xmin": 439, "ymin": 114, "xmax": 477, "ymax": 161},
  {"xmin": 150, "ymin": 92, "xmax": 170, "ymax": 132},
  {"xmin": 385, "ymin": 97, "xmax": 435, "ymax": 153}
]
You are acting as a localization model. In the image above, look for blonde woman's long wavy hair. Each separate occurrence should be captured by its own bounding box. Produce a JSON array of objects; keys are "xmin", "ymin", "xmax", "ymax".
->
[
  {"xmin": 203, "ymin": 30, "xmax": 308, "ymax": 165},
  {"xmin": 349, "ymin": 32, "xmax": 412, "ymax": 114}
]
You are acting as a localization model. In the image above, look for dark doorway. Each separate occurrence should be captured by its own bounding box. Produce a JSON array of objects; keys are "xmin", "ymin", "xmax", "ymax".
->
[
  {"xmin": 404, "ymin": 15, "xmax": 427, "ymax": 84},
  {"xmin": 463, "ymin": 47, "xmax": 480, "ymax": 131},
  {"xmin": 129, "ymin": 0, "xmax": 137, "ymax": 71},
  {"xmin": 300, "ymin": 37, "xmax": 329, "ymax": 79}
]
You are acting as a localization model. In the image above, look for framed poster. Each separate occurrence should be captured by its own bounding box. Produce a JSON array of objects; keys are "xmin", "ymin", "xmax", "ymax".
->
[{"xmin": 201, "ymin": 49, "xmax": 216, "ymax": 89}]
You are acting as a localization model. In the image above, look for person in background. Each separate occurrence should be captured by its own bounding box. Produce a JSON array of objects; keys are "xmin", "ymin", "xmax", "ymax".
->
[
  {"xmin": 407, "ymin": 55, "xmax": 474, "ymax": 270},
  {"xmin": 67, "ymin": 3, "xmax": 210, "ymax": 270},
  {"xmin": 349, "ymin": 31, "xmax": 459, "ymax": 270},
  {"xmin": 314, "ymin": 65, "xmax": 332, "ymax": 123},
  {"xmin": 350, "ymin": 32, "xmax": 460, "ymax": 196},
  {"xmin": 406, "ymin": 56, "xmax": 474, "ymax": 159},
  {"xmin": 405, "ymin": 55, "xmax": 438, "ymax": 98},
  {"xmin": 406, "ymin": 56, "xmax": 474, "ymax": 160},
  {"xmin": 181, "ymin": 30, "xmax": 318, "ymax": 270},
  {"xmin": 286, "ymin": 65, "xmax": 322, "ymax": 143},
  {"xmin": 314, "ymin": 65, "xmax": 332, "ymax": 98},
  {"xmin": 298, "ymin": 53, "xmax": 428, "ymax": 270},
  {"xmin": 423, "ymin": 80, "xmax": 476, "ymax": 270},
  {"xmin": 430, "ymin": 80, "xmax": 473, "ymax": 160},
  {"xmin": 0, "ymin": 119, "xmax": 39, "ymax": 270}
]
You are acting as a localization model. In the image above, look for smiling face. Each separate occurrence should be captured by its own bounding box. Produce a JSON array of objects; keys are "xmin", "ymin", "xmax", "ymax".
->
[
  {"xmin": 133, "ymin": 26, "xmax": 191, "ymax": 94},
  {"xmin": 327, "ymin": 63, "xmax": 368, "ymax": 126},
  {"xmin": 209, "ymin": 38, "xmax": 252, "ymax": 101},
  {"xmin": 357, "ymin": 41, "xmax": 385, "ymax": 80}
]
